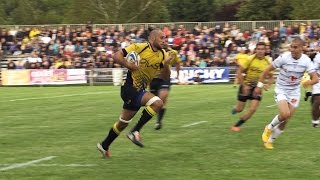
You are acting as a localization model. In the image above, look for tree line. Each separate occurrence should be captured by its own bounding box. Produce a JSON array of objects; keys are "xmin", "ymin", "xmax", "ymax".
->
[{"xmin": 0, "ymin": 0, "xmax": 319, "ymax": 25}]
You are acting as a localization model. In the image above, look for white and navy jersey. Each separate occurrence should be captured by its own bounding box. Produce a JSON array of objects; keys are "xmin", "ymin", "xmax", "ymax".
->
[
  {"xmin": 273, "ymin": 52, "xmax": 316, "ymax": 90},
  {"xmin": 314, "ymin": 52, "xmax": 320, "ymax": 75},
  {"xmin": 312, "ymin": 52, "xmax": 320, "ymax": 94}
]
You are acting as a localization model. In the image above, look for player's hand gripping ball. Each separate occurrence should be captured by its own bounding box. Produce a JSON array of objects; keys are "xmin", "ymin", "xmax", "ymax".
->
[
  {"xmin": 301, "ymin": 73, "xmax": 311, "ymax": 88},
  {"xmin": 126, "ymin": 51, "xmax": 141, "ymax": 66}
]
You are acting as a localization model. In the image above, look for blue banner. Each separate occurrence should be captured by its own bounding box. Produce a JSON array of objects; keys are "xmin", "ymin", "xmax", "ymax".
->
[{"xmin": 170, "ymin": 67, "xmax": 230, "ymax": 84}]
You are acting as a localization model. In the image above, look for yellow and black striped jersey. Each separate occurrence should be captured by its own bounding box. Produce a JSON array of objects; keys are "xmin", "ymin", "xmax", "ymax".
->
[{"xmin": 124, "ymin": 43, "xmax": 167, "ymax": 89}]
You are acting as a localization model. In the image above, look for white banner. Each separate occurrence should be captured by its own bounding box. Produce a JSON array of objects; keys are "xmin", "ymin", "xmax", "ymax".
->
[{"xmin": 170, "ymin": 67, "xmax": 230, "ymax": 84}]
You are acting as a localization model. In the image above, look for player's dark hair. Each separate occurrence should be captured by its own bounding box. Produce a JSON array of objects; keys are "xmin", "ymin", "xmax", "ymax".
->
[{"xmin": 256, "ymin": 42, "xmax": 266, "ymax": 47}]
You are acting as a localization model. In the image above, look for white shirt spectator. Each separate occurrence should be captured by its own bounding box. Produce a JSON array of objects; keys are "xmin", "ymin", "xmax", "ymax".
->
[
  {"xmin": 248, "ymin": 41, "xmax": 257, "ymax": 53},
  {"xmin": 168, "ymin": 37, "xmax": 174, "ymax": 46},
  {"xmin": 231, "ymin": 28, "xmax": 240, "ymax": 37},
  {"xmin": 121, "ymin": 39, "xmax": 131, "ymax": 49},
  {"xmin": 97, "ymin": 46, "xmax": 105, "ymax": 52},
  {"xmin": 8, "ymin": 29, "xmax": 17, "ymax": 36},
  {"xmin": 64, "ymin": 42, "xmax": 75, "ymax": 53},
  {"xmin": 41, "ymin": 35, "xmax": 52, "ymax": 44},
  {"xmin": 224, "ymin": 39, "xmax": 233, "ymax": 48},
  {"xmin": 105, "ymin": 36, "xmax": 113, "ymax": 45}
]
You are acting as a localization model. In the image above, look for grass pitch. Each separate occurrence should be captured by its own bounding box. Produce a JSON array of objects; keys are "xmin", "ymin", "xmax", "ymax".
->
[{"xmin": 0, "ymin": 85, "xmax": 319, "ymax": 180}]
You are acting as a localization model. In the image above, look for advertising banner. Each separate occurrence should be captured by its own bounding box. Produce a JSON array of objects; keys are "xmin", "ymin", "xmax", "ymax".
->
[
  {"xmin": 30, "ymin": 69, "xmax": 86, "ymax": 85},
  {"xmin": 2, "ymin": 70, "xmax": 30, "ymax": 85},
  {"xmin": 170, "ymin": 67, "xmax": 230, "ymax": 84},
  {"xmin": 2, "ymin": 69, "xmax": 86, "ymax": 85}
]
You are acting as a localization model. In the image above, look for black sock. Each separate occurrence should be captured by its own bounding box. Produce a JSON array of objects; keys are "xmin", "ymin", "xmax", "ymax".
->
[
  {"xmin": 132, "ymin": 106, "xmax": 156, "ymax": 132},
  {"xmin": 101, "ymin": 123, "xmax": 121, "ymax": 150},
  {"xmin": 234, "ymin": 119, "xmax": 246, "ymax": 127},
  {"xmin": 157, "ymin": 108, "xmax": 166, "ymax": 123}
]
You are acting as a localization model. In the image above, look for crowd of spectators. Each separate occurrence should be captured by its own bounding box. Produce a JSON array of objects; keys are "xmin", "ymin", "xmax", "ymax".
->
[{"xmin": 1, "ymin": 22, "xmax": 320, "ymax": 70}]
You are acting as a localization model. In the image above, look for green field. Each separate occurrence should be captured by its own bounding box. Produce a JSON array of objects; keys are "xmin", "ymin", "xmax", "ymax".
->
[{"xmin": 0, "ymin": 85, "xmax": 319, "ymax": 180}]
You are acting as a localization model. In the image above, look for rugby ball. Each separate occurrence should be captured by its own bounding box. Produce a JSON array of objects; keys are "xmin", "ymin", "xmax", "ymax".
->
[
  {"xmin": 301, "ymin": 73, "xmax": 311, "ymax": 88},
  {"xmin": 126, "ymin": 51, "xmax": 140, "ymax": 66}
]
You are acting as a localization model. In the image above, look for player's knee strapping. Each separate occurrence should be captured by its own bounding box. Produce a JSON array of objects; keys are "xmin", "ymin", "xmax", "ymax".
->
[
  {"xmin": 146, "ymin": 96, "xmax": 161, "ymax": 106},
  {"xmin": 113, "ymin": 116, "xmax": 132, "ymax": 135},
  {"xmin": 130, "ymin": 96, "xmax": 160, "ymax": 132},
  {"xmin": 118, "ymin": 116, "xmax": 133, "ymax": 124},
  {"xmin": 145, "ymin": 96, "xmax": 161, "ymax": 116}
]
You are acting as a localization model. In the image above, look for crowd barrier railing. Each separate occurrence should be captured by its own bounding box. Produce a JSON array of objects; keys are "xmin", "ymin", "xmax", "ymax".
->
[
  {"xmin": 1, "ymin": 19, "xmax": 319, "ymax": 32},
  {"xmin": 0, "ymin": 67, "xmax": 284, "ymax": 86}
]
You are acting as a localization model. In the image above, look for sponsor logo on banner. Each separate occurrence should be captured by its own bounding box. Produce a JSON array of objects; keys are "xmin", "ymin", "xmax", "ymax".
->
[
  {"xmin": 170, "ymin": 67, "xmax": 229, "ymax": 84},
  {"xmin": 67, "ymin": 69, "xmax": 86, "ymax": 82},
  {"xmin": 3, "ymin": 69, "xmax": 87, "ymax": 85},
  {"xmin": 2, "ymin": 70, "xmax": 30, "ymax": 85},
  {"xmin": 30, "ymin": 69, "xmax": 86, "ymax": 85},
  {"xmin": 52, "ymin": 69, "xmax": 67, "ymax": 82},
  {"xmin": 30, "ymin": 69, "xmax": 53, "ymax": 84}
]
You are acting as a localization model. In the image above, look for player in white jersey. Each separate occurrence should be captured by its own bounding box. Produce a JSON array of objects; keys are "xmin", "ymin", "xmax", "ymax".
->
[
  {"xmin": 310, "ymin": 52, "xmax": 320, "ymax": 127},
  {"xmin": 253, "ymin": 38, "xmax": 319, "ymax": 149}
]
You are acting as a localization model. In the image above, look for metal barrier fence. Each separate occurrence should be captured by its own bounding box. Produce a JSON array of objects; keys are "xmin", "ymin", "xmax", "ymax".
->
[
  {"xmin": 86, "ymin": 68, "xmax": 128, "ymax": 85},
  {"xmin": 0, "ymin": 67, "xmax": 280, "ymax": 86},
  {"xmin": 1, "ymin": 20, "xmax": 320, "ymax": 32},
  {"xmin": 85, "ymin": 67, "xmax": 280, "ymax": 86},
  {"xmin": 86, "ymin": 67, "xmax": 238, "ymax": 85}
]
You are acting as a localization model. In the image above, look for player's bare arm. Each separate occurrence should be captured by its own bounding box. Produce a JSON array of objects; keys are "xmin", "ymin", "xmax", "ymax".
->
[
  {"xmin": 263, "ymin": 72, "xmax": 274, "ymax": 91},
  {"xmin": 236, "ymin": 65, "xmax": 251, "ymax": 95},
  {"xmin": 176, "ymin": 61, "xmax": 181, "ymax": 80},
  {"xmin": 161, "ymin": 52, "xmax": 174, "ymax": 80},
  {"xmin": 253, "ymin": 64, "xmax": 276, "ymax": 97}
]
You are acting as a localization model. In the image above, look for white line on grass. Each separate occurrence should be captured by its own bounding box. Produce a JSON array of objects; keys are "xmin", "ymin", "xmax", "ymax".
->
[
  {"xmin": 266, "ymin": 104, "xmax": 277, "ymax": 108},
  {"xmin": 0, "ymin": 156, "xmax": 56, "ymax": 171},
  {"xmin": 11, "ymin": 125, "xmax": 50, "ymax": 129},
  {"xmin": 182, "ymin": 121, "xmax": 207, "ymax": 127},
  {"xmin": 35, "ymin": 164, "xmax": 96, "ymax": 167},
  {"xmin": 0, "ymin": 163, "xmax": 96, "ymax": 167},
  {"xmin": 0, "ymin": 91, "xmax": 114, "ymax": 102}
]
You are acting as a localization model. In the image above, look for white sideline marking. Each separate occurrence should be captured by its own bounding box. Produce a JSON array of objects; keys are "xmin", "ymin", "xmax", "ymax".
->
[
  {"xmin": 0, "ymin": 163, "xmax": 96, "ymax": 167},
  {"xmin": 0, "ymin": 156, "xmax": 56, "ymax": 171},
  {"xmin": 12, "ymin": 125, "xmax": 50, "ymax": 129},
  {"xmin": 35, "ymin": 164, "xmax": 96, "ymax": 167},
  {"xmin": 182, "ymin": 121, "xmax": 207, "ymax": 127},
  {"xmin": 266, "ymin": 104, "xmax": 277, "ymax": 108},
  {"xmin": 0, "ymin": 91, "xmax": 112, "ymax": 102}
]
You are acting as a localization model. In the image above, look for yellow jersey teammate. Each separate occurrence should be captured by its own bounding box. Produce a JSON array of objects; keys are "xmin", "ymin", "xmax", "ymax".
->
[
  {"xmin": 149, "ymin": 45, "xmax": 181, "ymax": 130},
  {"xmin": 231, "ymin": 42, "xmax": 273, "ymax": 131}
]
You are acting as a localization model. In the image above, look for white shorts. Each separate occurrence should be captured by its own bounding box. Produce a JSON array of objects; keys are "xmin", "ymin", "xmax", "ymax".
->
[
  {"xmin": 274, "ymin": 87, "xmax": 300, "ymax": 108},
  {"xmin": 312, "ymin": 82, "xmax": 320, "ymax": 95}
]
